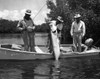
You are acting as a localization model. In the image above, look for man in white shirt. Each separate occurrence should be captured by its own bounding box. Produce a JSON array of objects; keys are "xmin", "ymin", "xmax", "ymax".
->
[{"xmin": 70, "ymin": 14, "xmax": 86, "ymax": 52}]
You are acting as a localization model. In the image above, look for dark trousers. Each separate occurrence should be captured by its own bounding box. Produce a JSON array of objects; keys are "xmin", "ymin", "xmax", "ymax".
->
[
  {"xmin": 47, "ymin": 33, "xmax": 53, "ymax": 53},
  {"xmin": 22, "ymin": 31, "xmax": 35, "ymax": 51}
]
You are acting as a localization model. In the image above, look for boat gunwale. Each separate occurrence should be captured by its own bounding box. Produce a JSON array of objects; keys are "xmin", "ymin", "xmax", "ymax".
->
[{"xmin": 0, "ymin": 47, "xmax": 51, "ymax": 55}]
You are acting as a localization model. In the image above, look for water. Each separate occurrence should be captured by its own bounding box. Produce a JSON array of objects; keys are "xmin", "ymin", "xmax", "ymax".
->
[
  {"xmin": 0, "ymin": 59, "xmax": 100, "ymax": 79},
  {"xmin": 0, "ymin": 33, "xmax": 100, "ymax": 79},
  {"xmin": 0, "ymin": 33, "xmax": 48, "ymax": 45}
]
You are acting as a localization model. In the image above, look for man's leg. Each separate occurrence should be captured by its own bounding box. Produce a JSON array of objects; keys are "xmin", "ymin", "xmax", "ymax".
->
[
  {"xmin": 57, "ymin": 32, "xmax": 61, "ymax": 45},
  {"xmin": 29, "ymin": 32, "xmax": 35, "ymax": 52},
  {"xmin": 78, "ymin": 34, "xmax": 82, "ymax": 52},
  {"xmin": 48, "ymin": 33, "xmax": 53, "ymax": 53},
  {"xmin": 22, "ymin": 31, "xmax": 29, "ymax": 51},
  {"xmin": 73, "ymin": 34, "xmax": 78, "ymax": 52}
]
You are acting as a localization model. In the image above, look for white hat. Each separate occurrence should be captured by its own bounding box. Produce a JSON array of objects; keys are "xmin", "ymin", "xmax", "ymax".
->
[
  {"xmin": 25, "ymin": 9, "xmax": 31, "ymax": 15},
  {"xmin": 74, "ymin": 14, "xmax": 81, "ymax": 18}
]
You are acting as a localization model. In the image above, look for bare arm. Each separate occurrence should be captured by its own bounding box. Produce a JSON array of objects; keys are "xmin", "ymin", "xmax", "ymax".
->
[
  {"xmin": 17, "ymin": 20, "xmax": 24, "ymax": 31},
  {"xmin": 82, "ymin": 22, "xmax": 86, "ymax": 37},
  {"xmin": 70, "ymin": 22, "xmax": 74, "ymax": 36}
]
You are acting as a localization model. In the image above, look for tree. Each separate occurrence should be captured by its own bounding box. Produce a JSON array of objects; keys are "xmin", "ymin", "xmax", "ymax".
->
[{"xmin": 46, "ymin": 0, "xmax": 100, "ymax": 46}]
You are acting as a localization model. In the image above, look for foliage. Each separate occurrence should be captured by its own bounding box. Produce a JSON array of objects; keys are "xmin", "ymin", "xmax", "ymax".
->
[
  {"xmin": 35, "ymin": 23, "xmax": 49, "ymax": 33},
  {"xmin": 46, "ymin": 0, "xmax": 100, "ymax": 46},
  {"xmin": 0, "ymin": 19, "xmax": 18, "ymax": 33},
  {"xmin": 0, "ymin": 19, "xmax": 49, "ymax": 33}
]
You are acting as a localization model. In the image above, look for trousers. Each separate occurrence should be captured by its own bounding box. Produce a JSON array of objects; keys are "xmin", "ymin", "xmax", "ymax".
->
[
  {"xmin": 22, "ymin": 31, "xmax": 35, "ymax": 51},
  {"xmin": 73, "ymin": 33, "xmax": 82, "ymax": 52}
]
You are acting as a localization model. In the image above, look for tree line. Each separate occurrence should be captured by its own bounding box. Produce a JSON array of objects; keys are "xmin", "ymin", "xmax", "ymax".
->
[{"xmin": 0, "ymin": 19, "xmax": 49, "ymax": 33}]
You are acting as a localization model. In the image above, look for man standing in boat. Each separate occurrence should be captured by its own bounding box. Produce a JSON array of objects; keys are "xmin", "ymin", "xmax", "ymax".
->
[
  {"xmin": 70, "ymin": 14, "xmax": 86, "ymax": 52},
  {"xmin": 56, "ymin": 16, "xmax": 64, "ymax": 44},
  {"xmin": 17, "ymin": 9, "xmax": 35, "ymax": 51}
]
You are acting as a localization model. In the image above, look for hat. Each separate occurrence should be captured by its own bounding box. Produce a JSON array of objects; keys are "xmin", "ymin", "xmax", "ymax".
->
[
  {"xmin": 74, "ymin": 14, "xmax": 81, "ymax": 18},
  {"xmin": 57, "ymin": 16, "xmax": 63, "ymax": 22},
  {"xmin": 25, "ymin": 9, "xmax": 31, "ymax": 15}
]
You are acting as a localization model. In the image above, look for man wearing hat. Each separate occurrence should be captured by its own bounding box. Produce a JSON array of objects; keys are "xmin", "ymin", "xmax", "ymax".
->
[
  {"xmin": 70, "ymin": 14, "xmax": 86, "ymax": 52},
  {"xmin": 17, "ymin": 9, "xmax": 35, "ymax": 51},
  {"xmin": 56, "ymin": 16, "xmax": 64, "ymax": 44}
]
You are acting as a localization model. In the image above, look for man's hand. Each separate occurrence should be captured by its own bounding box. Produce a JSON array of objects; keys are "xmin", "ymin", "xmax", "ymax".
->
[
  {"xmin": 32, "ymin": 26, "xmax": 35, "ymax": 30},
  {"xmin": 71, "ymin": 34, "xmax": 73, "ymax": 37},
  {"xmin": 27, "ymin": 26, "xmax": 35, "ymax": 32},
  {"xmin": 18, "ymin": 27, "xmax": 24, "ymax": 31},
  {"xmin": 82, "ymin": 33, "xmax": 85, "ymax": 37}
]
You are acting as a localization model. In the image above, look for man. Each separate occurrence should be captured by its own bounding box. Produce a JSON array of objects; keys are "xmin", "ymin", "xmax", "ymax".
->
[
  {"xmin": 84, "ymin": 38, "xmax": 94, "ymax": 51},
  {"xmin": 56, "ymin": 16, "xmax": 64, "ymax": 44},
  {"xmin": 70, "ymin": 14, "xmax": 86, "ymax": 52},
  {"xmin": 17, "ymin": 9, "xmax": 35, "ymax": 51}
]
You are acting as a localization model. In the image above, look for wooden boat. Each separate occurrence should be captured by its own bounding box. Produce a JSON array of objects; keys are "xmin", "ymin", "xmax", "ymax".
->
[{"xmin": 0, "ymin": 44, "xmax": 100, "ymax": 60}]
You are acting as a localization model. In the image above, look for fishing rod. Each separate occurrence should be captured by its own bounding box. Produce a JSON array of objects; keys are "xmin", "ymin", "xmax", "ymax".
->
[
  {"xmin": 33, "ymin": 3, "xmax": 46, "ymax": 20},
  {"xmin": 33, "ymin": 0, "xmax": 52, "ymax": 20},
  {"xmin": 93, "ymin": 39, "xmax": 100, "ymax": 46}
]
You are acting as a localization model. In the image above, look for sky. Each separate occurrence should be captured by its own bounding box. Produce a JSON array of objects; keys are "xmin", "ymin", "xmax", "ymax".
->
[{"xmin": 0, "ymin": 0, "xmax": 51, "ymax": 24}]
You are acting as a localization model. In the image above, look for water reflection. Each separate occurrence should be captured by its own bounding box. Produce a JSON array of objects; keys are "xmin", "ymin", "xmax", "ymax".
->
[
  {"xmin": 0, "ymin": 58, "xmax": 100, "ymax": 79},
  {"xmin": 33, "ymin": 60, "xmax": 61, "ymax": 79},
  {"xmin": 50, "ymin": 61, "xmax": 61, "ymax": 79},
  {"xmin": 0, "ymin": 68, "xmax": 23, "ymax": 79}
]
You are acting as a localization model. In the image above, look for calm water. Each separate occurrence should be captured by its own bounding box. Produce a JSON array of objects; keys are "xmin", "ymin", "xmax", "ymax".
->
[
  {"xmin": 0, "ymin": 33, "xmax": 48, "ymax": 45},
  {"xmin": 0, "ymin": 33, "xmax": 100, "ymax": 79}
]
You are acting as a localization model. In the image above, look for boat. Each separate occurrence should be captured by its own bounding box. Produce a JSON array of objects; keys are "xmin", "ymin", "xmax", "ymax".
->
[{"xmin": 0, "ymin": 44, "xmax": 100, "ymax": 60}]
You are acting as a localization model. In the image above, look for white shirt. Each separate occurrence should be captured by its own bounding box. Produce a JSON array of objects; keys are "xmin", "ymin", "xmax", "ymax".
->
[{"xmin": 70, "ymin": 20, "xmax": 86, "ymax": 36}]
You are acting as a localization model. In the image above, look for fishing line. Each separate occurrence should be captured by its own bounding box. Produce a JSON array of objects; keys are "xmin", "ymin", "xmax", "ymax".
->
[
  {"xmin": 33, "ymin": 1, "xmax": 47, "ymax": 20},
  {"xmin": 33, "ymin": 0, "xmax": 52, "ymax": 20},
  {"xmin": 93, "ymin": 39, "xmax": 100, "ymax": 46}
]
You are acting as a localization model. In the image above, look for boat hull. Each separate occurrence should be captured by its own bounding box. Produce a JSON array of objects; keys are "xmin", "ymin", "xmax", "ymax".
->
[
  {"xmin": 0, "ymin": 47, "xmax": 99, "ymax": 60},
  {"xmin": 0, "ymin": 48, "xmax": 53, "ymax": 60}
]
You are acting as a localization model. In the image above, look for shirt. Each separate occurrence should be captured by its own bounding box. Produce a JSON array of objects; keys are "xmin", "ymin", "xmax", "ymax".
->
[
  {"xmin": 70, "ymin": 20, "xmax": 85, "ymax": 36},
  {"xmin": 17, "ymin": 18, "xmax": 35, "ymax": 31},
  {"xmin": 57, "ymin": 23, "xmax": 63, "ymax": 31}
]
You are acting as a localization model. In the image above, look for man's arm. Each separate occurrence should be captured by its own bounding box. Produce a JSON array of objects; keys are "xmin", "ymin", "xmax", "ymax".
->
[
  {"xmin": 82, "ymin": 22, "xmax": 86, "ymax": 37},
  {"xmin": 17, "ymin": 20, "xmax": 24, "ymax": 31},
  {"xmin": 31, "ymin": 19, "xmax": 35, "ymax": 30},
  {"xmin": 70, "ymin": 22, "xmax": 74, "ymax": 36}
]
